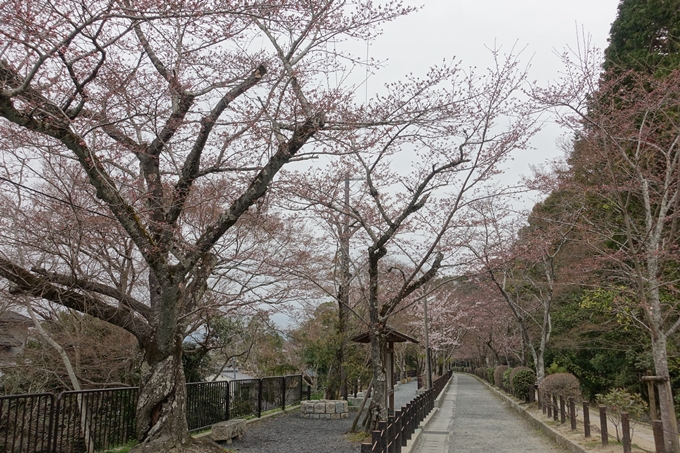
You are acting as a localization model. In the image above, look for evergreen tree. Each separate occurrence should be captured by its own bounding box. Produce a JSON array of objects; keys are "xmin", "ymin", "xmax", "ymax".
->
[{"xmin": 605, "ymin": 0, "xmax": 680, "ymax": 74}]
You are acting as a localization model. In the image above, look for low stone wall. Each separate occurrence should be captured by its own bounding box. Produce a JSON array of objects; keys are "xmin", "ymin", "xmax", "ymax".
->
[{"xmin": 300, "ymin": 400, "xmax": 348, "ymax": 419}]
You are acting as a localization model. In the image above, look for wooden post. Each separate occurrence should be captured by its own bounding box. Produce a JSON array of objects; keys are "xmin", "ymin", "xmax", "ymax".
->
[
  {"xmin": 653, "ymin": 420, "xmax": 665, "ymax": 453},
  {"xmin": 569, "ymin": 397, "xmax": 576, "ymax": 430},
  {"xmin": 540, "ymin": 390, "xmax": 545, "ymax": 414},
  {"xmin": 642, "ymin": 375, "xmax": 679, "ymax": 453},
  {"xmin": 379, "ymin": 420, "xmax": 388, "ymax": 453},
  {"xmin": 599, "ymin": 405, "xmax": 608, "ymax": 446},
  {"xmin": 583, "ymin": 402, "xmax": 591, "ymax": 438},
  {"xmin": 559, "ymin": 395, "xmax": 566, "ymax": 424},
  {"xmin": 622, "ymin": 412, "xmax": 631, "ymax": 453},
  {"xmin": 646, "ymin": 371, "xmax": 658, "ymax": 422},
  {"xmin": 386, "ymin": 342, "xmax": 394, "ymax": 413},
  {"xmin": 388, "ymin": 414, "xmax": 395, "ymax": 453},
  {"xmin": 372, "ymin": 429, "xmax": 381, "ymax": 453},
  {"xmin": 553, "ymin": 394, "xmax": 559, "ymax": 422},
  {"xmin": 547, "ymin": 393, "xmax": 553, "ymax": 418},
  {"xmin": 394, "ymin": 410, "xmax": 402, "ymax": 453}
]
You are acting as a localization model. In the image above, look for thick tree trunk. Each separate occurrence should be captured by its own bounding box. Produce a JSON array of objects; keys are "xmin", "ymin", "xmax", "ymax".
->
[{"xmin": 131, "ymin": 350, "xmax": 223, "ymax": 453}]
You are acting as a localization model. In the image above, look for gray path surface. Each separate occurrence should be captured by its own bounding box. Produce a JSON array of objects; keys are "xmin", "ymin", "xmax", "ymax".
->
[
  {"xmin": 224, "ymin": 382, "xmax": 420, "ymax": 452},
  {"xmin": 394, "ymin": 380, "xmax": 418, "ymax": 410},
  {"xmin": 222, "ymin": 412, "xmax": 358, "ymax": 453},
  {"xmin": 413, "ymin": 373, "xmax": 566, "ymax": 453}
]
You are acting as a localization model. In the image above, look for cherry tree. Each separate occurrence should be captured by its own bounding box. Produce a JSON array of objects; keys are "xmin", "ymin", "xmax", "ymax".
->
[
  {"xmin": 537, "ymin": 52, "xmax": 680, "ymax": 452},
  {"xmin": 0, "ymin": 1, "xmax": 414, "ymax": 451},
  {"xmin": 464, "ymin": 196, "xmax": 576, "ymax": 383},
  {"xmin": 285, "ymin": 53, "xmax": 536, "ymax": 422}
]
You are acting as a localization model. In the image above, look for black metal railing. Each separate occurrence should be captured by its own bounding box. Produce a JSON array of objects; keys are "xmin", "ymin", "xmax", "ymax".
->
[
  {"xmin": 0, "ymin": 374, "xmax": 304, "ymax": 453},
  {"xmin": 360, "ymin": 370, "xmax": 452, "ymax": 453}
]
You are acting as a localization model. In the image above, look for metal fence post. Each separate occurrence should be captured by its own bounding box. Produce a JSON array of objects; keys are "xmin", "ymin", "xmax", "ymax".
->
[
  {"xmin": 282, "ymin": 376, "xmax": 286, "ymax": 412},
  {"xmin": 553, "ymin": 394, "xmax": 558, "ymax": 422},
  {"xmin": 307, "ymin": 385, "xmax": 311, "ymax": 401},
  {"xmin": 569, "ymin": 397, "xmax": 576, "ymax": 430},
  {"xmin": 583, "ymin": 402, "xmax": 590, "ymax": 437},
  {"xmin": 225, "ymin": 380, "xmax": 230, "ymax": 421},
  {"xmin": 257, "ymin": 379, "xmax": 263, "ymax": 418},
  {"xmin": 547, "ymin": 393, "xmax": 552, "ymax": 418},
  {"xmin": 599, "ymin": 405, "xmax": 608, "ymax": 446},
  {"xmin": 52, "ymin": 392, "xmax": 63, "ymax": 453}
]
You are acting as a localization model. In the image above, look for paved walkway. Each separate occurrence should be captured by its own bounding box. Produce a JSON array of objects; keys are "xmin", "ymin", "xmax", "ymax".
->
[{"xmin": 411, "ymin": 373, "xmax": 566, "ymax": 453}]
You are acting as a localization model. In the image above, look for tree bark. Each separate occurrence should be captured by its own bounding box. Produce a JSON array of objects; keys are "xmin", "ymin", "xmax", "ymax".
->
[
  {"xmin": 132, "ymin": 347, "xmax": 223, "ymax": 453},
  {"xmin": 650, "ymin": 334, "xmax": 680, "ymax": 453},
  {"xmin": 368, "ymin": 328, "xmax": 388, "ymax": 424}
]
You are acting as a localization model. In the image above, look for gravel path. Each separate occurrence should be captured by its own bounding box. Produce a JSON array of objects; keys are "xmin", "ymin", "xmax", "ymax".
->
[
  {"xmin": 446, "ymin": 374, "xmax": 566, "ymax": 453},
  {"xmin": 222, "ymin": 411, "xmax": 358, "ymax": 453},
  {"xmin": 224, "ymin": 382, "xmax": 419, "ymax": 453}
]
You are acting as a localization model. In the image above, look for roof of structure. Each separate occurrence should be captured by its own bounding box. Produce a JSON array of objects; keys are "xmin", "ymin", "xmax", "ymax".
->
[
  {"xmin": 0, "ymin": 333, "xmax": 23, "ymax": 348},
  {"xmin": 350, "ymin": 327, "xmax": 419, "ymax": 344},
  {"xmin": 0, "ymin": 311, "xmax": 31, "ymax": 325}
]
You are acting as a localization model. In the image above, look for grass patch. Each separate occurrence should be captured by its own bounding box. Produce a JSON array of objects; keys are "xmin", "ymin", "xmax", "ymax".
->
[
  {"xmin": 346, "ymin": 431, "xmax": 370, "ymax": 443},
  {"xmin": 104, "ymin": 440, "xmax": 137, "ymax": 453}
]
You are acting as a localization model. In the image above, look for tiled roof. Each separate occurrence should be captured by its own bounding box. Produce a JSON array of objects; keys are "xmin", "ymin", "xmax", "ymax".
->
[
  {"xmin": 0, "ymin": 311, "xmax": 31, "ymax": 325},
  {"xmin": 0, "ymin": 333, "xmax": 23, "ymax": 348}
]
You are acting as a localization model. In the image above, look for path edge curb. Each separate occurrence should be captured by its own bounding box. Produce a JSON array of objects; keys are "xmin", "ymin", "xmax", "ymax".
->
[
  {"xmin": 466, "ymin": 373, "xmax": 589, "ymax": 453},
  {"xmin": 402, "ymin": 374, "xmax": 455, "ymax": 453}
]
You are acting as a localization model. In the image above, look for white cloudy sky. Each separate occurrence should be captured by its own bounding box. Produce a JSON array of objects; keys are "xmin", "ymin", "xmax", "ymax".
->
[{"xmin": 361, "ymin": 0, "xmax": 621, "ymax": 189}]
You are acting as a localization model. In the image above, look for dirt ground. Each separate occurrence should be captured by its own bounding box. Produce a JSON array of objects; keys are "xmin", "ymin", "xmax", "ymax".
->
[{"xmin": 521, "ymin": 400, "xmax": 652, "ymax": 453}]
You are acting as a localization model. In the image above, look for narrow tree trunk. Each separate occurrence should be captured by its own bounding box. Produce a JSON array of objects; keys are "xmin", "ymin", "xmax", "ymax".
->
[
  {"xmin": 651, "ymin": 334, "xmax": 680, "ymax": 453},
  {"xmin": 368, "ymin": 330, "xmax": 388, "ymax": 424}
]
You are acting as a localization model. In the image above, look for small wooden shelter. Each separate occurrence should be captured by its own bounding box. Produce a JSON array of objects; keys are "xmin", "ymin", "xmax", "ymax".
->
[{"xmin": 351, "ymin": 327, "xmax": 419, "ymax": 412}]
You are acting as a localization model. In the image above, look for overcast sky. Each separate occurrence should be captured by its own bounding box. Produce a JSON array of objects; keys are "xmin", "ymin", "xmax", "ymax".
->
[{"xmin": 363, "ymin": 0, "xmax": 621, "ymax": 192}]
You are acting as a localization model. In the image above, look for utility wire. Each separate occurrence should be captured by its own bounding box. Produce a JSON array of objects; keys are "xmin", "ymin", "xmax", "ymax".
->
[{"xmin": 0, "ymin": 176, "xmax": 116, "ymax": 220}]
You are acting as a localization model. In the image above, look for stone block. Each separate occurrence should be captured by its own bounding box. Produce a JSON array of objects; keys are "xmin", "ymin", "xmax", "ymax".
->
[
  {"xmin": 325, "ymin": 401, "xmax": 336, "ymax": 413},
  {"xmin": 341, "ymin": 413, "xmax": 348, "ymax": 419},
  {"xmin": 310, "ymin": 414, "xmax": 320, "ymax": 419},
  {"xmin": 321, "ymin": 413, "xmax": 331, "ymax": 419},
  {"xmin": 314, "ymin": 402, "xmax": 326, "ymax": 413},
  {"xmin": 330, "ymin": 413, "xmax": 341, "ymax": 420},
  {"xmin": 335, "ymin": 401, "xmax": 348, "ymax": 413},
  {"xmin": 212, "ymin": 419, "xmax": 246, "ymax": 442}
]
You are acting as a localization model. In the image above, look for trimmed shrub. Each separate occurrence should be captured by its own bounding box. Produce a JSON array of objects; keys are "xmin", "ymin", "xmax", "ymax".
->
[
  {"xmin": 502, "ymin": 368, "xmax": 513, "ymax": 392},
  {"xmin": 512, "ymin": 369, "xmax": 536, "ymax": 401},
  {"xmin": 493, "ymin": 365, "xmax": 508, "ymax": 388},
  {"xmin": 475, "ymin": 367, "xmax": 487, "ymax": 379},
  {"xmin": 539, "ymin": 373, "xmax": 582, "ymax": 402},
  {"xmin": 487, "ymin": 367, "xmax": 494, "ymax": 383},
  {"xmin": 509, "ymin": 366, "xmax": 530, "ymax": 383}
]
